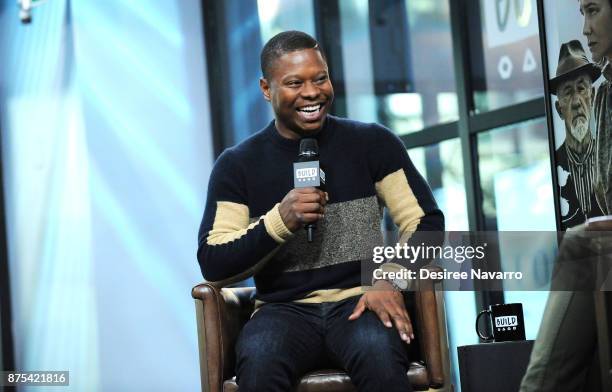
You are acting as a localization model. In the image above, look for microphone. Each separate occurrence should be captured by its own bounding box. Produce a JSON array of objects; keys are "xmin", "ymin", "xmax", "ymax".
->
[{"xmin": 294, "ymin": 138, "xmax": 326, "ymax": 242}]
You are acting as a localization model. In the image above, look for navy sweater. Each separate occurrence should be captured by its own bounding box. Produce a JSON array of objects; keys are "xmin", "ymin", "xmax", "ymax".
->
[{"xmin": 197, "ymin": 116, "xmax": 444, "ymax": 303}]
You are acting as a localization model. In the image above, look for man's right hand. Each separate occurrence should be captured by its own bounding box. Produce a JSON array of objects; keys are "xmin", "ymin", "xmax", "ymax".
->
[{"xmin": 278, "ymin": 187, "xmax": 328, "ymax": 232}]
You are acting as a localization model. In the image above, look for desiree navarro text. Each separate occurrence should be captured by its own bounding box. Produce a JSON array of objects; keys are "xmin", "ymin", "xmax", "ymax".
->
[
  {"xmin": 372, "ymin": 243, "xmax": 487, "ymax": 264},
  {"xmin": 373, "ymin": 267, "xmax": 523, "ymax": 281}
]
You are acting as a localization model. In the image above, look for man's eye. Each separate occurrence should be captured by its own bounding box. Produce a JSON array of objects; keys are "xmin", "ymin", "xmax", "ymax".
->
[
  {"xmin": 587, "ymin": 6, "xmax": 598, "ymax": 16},
  {"xmin": 287, "ymin": 81, "xmax": 301, "ymax": 87},
  {"xmin": 315, "ymin": 76, "xmax": 328, "ymax": 84}
]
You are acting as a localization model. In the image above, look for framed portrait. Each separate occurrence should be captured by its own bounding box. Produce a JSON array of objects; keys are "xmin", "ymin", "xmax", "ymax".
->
[{"xmin": 538, "ymin": 0, "xmax": 611, "ymax": 230}]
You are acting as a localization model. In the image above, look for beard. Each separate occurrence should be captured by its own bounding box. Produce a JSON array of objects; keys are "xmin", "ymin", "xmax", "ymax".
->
[
  {"xmin": 567, "ymin": 117, "xmax": 591, "ymax": 154},
  {"xmin": 571, "ymin": 117, "xmax": 589, "ymax": 142}
]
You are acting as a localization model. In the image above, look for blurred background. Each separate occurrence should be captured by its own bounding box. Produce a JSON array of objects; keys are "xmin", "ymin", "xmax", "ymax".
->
[{"xmin": 0, "ymin": 0, "xmax": 559, "ymax": 391}]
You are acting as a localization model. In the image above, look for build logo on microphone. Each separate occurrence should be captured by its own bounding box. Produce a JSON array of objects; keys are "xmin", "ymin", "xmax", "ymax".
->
[
  {"xmin": 294, "ymin": 161, "xmax": 322, "ymax": 188},
  {"xmin": 296, "ymin": 168, "xmax": 318, "ymax": 181}
]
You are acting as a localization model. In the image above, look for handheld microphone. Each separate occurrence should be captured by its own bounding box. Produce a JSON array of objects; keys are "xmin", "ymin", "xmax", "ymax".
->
[{"xmin": 294, "ymin": 138, "xmax": 326, "ymax": 242}]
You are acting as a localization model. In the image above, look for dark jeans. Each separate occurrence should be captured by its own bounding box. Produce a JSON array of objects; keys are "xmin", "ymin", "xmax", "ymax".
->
[{"xmin": 235, "ymin": 295, "xmax": 413, "ymax": 392}]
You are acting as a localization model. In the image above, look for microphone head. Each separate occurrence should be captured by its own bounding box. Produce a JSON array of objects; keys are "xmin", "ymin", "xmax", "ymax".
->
[{"xmin": 299, "ymin": 138, "xmax": 318, "ymax": 158}]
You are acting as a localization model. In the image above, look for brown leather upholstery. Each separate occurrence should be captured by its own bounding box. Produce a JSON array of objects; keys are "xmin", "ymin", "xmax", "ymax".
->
[
  {"xmin": 415, "ymin": 266, "xmax": 444, "ymax": 387},
  {"xmin": 223, "ymin": 364, "xmax": 429, "ymax": 392},
  {"xmin": 192, "ymin": 266, "xmax": 448, "ymax": 392}
]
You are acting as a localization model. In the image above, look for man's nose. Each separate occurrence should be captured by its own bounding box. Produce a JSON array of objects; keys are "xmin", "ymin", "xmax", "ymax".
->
[
  {"xmin": 300, "ymin": 81, "xmax": 319, "ymax": 99},
  {"xmin": 571, "ymin": 94, "xmax": 582, "ymax": 109},
  {"xmin": 583, "ymin": 18, "xmax": 591, "ymax": 37}
]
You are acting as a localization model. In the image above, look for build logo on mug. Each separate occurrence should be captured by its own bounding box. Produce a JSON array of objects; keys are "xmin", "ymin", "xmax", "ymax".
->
[{"xmin": 475, "ymin": 303, "xmax": 526, "ymax": 342}]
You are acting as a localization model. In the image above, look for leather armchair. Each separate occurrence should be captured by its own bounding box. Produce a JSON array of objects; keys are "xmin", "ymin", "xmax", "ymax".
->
[{"xmin": 192, "ymin": 267, "xmax": 450, "ymax": 392}]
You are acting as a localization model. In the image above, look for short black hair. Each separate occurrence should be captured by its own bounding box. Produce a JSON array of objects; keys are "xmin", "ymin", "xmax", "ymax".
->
[{"xmin": 260, "ymin": 30, "xmax": 326, "ymax": 79}]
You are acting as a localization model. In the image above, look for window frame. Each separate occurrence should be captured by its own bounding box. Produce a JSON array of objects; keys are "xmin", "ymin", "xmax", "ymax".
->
[{"xmin": 0, "ymin": 117, "xmax": 15, "ymax": 372}]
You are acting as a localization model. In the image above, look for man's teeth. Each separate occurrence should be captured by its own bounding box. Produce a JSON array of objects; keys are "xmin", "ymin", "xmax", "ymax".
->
[{"xmin": 298, "ymin": 104, "xmax": 321, "ymax": 112}]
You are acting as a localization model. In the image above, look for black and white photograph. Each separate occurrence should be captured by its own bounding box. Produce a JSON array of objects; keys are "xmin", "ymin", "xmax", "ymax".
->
[{"xmin": 542, "ymin": 0, "xmax": 612, "ymax": 229}]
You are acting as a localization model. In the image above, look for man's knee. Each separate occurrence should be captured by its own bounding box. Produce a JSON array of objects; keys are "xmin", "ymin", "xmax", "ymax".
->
[
  {"xmin": 339, "ymin": 313, "xmax": 411, "ymax": 391},
  {"xmin": 235, "ymin": 325, "xmax": 302, "ymax": 391},
  {"xmin": 236, "ymin": 327, "xmax": 291, "ymax": 372},
  {"xmin": 347, "ymin": 313, "xmax": 408, "ymax": 368},
  {"xmin": 236, "ymin": 353, "xmax": 293, "ymax": 391}
]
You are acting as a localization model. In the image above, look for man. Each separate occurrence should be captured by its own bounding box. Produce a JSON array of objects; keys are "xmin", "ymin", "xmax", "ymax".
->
[
  {"xmin": 580, "ymin": 0, "xmax": 612, "ymax": 214},
  {"xmin": 550, "ymin": 40, "xmax": 602, "ymax": 228},
  {"xmin": 197, "ymin": 31, "xmax": 444, "ymax": 392}
]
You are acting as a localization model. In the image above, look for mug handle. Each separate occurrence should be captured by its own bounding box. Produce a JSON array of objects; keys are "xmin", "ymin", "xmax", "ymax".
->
[{"xmin": 475, "ymin": 309, "xmax": 493, "ymax": 341}]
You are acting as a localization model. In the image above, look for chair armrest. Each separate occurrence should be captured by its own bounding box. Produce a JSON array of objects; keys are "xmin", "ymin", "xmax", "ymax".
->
[
  {"xmin": 414, "ymin": 265, "xmax": 444, "ymax": 388},
  {"xmin": 192, "ymin": 284, "xmax": 256, "ymax": 392}
]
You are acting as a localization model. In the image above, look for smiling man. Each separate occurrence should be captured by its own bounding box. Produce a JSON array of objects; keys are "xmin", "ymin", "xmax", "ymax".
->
[
  {"xmin": 260, "ymin": 45, "xmax": 333, "ymax": 139},
  {"xmin": 197, "ymin": 31, "xmax": 444, "ymax": 392}
]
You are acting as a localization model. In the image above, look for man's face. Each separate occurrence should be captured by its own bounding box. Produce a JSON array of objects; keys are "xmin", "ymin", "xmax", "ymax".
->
[
  {"xmin": 260, "ymin": 48, "xmax": 334, "ymax": 139},
  {"xmin": 556, "ymin": 74, "xmax": 594, "ymax": 143},
  {"xmin": 580, "ymin": 0, "xmax": 612, "ymax": 62}
]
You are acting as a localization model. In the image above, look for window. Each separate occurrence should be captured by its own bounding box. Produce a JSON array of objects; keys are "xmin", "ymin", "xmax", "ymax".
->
[
  {"xmin": 257, "ymin": 0, "xmax": 316, "ymax": 43},
  {"xmin": 339, "ymin": 0, "xmax": 458, "ymax": 134},
  {"xmin": 476, "ymin": 117, "xmax": 556, "ymax": 339},
  {"xmin": 469, "ymin": 0, "xmax": 544, "ymax": 112},
  {"xmin": 201, "ymin": 2, "xmax": 556, "ymax": 390},
  {"xmin": 409, "ymin": 139, "xmax": 467, "ymax": 230},
  {"xmin": 409, "ymin": 139, "xmax": 473, "ymax": 391},
  {"xmin": 477, "ymin": 118, "xmax": 555, "ymax": 231}
]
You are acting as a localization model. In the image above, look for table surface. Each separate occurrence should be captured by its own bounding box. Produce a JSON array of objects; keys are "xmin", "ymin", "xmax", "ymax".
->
[{"xmin": 458, "ymin": 340, "xmax": 534, "ymax": 392}]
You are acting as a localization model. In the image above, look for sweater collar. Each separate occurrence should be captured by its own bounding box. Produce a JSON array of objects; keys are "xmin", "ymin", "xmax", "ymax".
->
[{"xmin": 265, "ymin": 116, "xmax": 335, "ymax": 150}]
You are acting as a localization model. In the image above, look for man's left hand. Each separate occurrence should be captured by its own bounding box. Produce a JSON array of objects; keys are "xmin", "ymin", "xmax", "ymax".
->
[{"xmin": 348, "ymin": 280, "xmax": 414, "ymax": 343}]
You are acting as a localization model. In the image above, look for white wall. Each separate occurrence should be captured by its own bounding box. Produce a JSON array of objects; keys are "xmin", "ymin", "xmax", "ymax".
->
[{"xmin": 0, "ymin": 1, "xmax": 213, "ymax": 390}]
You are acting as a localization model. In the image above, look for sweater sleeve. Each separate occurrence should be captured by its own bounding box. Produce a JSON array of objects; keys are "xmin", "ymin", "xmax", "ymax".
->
[
  {"xmin": 197, "ymin": 149, "xmax": 293, "ymax": 286},
  {"xmin": 369, "ymin": 125, "xmax": 445, "ymax": 235},
  {"xmin": 369, "ymin": 125, "xmax": 445, "ymax": 274}
]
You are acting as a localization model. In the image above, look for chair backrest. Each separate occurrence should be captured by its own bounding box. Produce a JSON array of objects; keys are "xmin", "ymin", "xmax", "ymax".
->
[{"xmin": 192, "ymin": 284, "xmax": 255, "ymax": 391}]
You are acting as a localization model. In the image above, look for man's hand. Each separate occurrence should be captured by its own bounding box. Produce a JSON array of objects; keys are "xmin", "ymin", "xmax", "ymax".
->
[
  {"xmin": 348, "ymin": 280, "xmax": 414, "ymax": 343},
  {"xmin": 278, "ymin": 187, "xmax": 328, "ymax": 232}
]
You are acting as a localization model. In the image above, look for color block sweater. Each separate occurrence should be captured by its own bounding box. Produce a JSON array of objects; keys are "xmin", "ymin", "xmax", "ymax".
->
[{"xmin": 197, "ymin": 116, "xmax": 444, "ymax": 303}]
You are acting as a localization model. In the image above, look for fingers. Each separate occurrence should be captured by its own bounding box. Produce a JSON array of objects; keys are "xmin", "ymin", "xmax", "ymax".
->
[
  {"xmin": 279, "ymin": 188, "xmax": 329, "ymax": 231},
  {"xmin": 388, "ymin": 303, "xmax": 413, "ymax": 343},
  {"xmin": 348, "ymin": 297, "xmax": 366, "ymax": 320},
  {"xmin": 368, "ymin": 293, "xmax": 414, "ymax": 344},
  {"xmin": 295, "ymin": 212, "xmax": 325, "ymax": 223},
  {"xmin": 376, "ymin": 307, "xmax": 413, "ymax": 343},
  {"xmin": 374, "ymin": 308, "xmax": 393, "ymax": 328},
  {"xmin": 297, "ymin": 202, "xmax": 325, "ymax": 214},
  {"xmin": 295, "ymin": 188, "xmax": 328, "ymax": 206},
  {"xmin": 391, "ymin": 309, "xmax": 413, "ymax": 343},
  {"xmin": 292, "ymin": 190, "xmax": 327, "ymax": 223}
]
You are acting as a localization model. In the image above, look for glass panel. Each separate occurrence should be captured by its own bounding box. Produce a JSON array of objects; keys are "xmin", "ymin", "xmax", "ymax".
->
[
  {"xmin": 470, "ymin": 0, "xmax": 544, "ymax": 112},
  {"xmin": 477, "ymin": 118, "xmax": 557, "ymax": 340},
  {"xmin": 339, "ymin": 0, "xmax": 378, "ymax": 123},
  {"xmin": 257, "ymin": 0, "xmax": 316, "ymax": 44},
  {"xmin": 409, "ymin": 139, "xmax": 472, "ymax": 392},
  {"xmin": 408, "ymin": 139, "xmax": 468, "ymax": 230},
  {"xmin": 339, "ymin": 0, "xmax": 458, "ymax": 134},
  {"xmin": 477, "ymin": 117, "xmax": 555, "ymax": 231}
]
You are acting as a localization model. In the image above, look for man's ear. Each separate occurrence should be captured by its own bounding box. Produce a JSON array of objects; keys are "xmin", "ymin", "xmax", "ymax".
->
[
  {"xmin": 555, "ymin": 100, "xmax": 564, "ymax": 119},
  {"xmin": 260, "ymin": 77, "xmax": 271, "ymax": 101}
]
